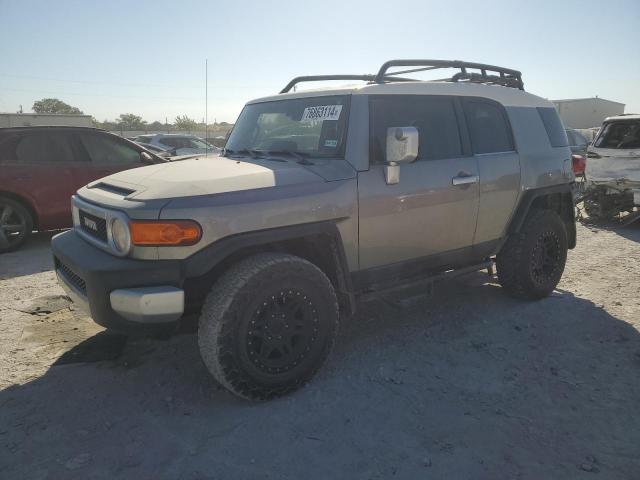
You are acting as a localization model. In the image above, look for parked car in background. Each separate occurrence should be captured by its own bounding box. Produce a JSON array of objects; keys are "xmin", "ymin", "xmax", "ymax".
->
[
  {"xmin": 566, "ymin": 128, "xmax": 589, "ymax": 195},
  {"xmin": 584, "ymin": 114, "xmax": 640, "ymax": 220},
  {"xmin": 0, "ymin": 126, "xmax": 166, "ymax": 252},
  {"xmin": 135, "ymin": 142, "xmax": 173, "ymax": 158},
  {"xmin": 133, "ymin": 134, "xmax": 221, "ymax": 156}
]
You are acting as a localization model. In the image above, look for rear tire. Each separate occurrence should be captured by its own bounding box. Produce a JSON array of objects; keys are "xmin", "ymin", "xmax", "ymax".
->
[
  {"xmin": 198, "ymin": 253, "xmax": 339, "ymax": 400},
  {"xmin": 496, "ymin": 209, "xmax": 568, "ymax": 300},
  {"xmin": 0, "ymin": 197, "xmax": 33, "ymax": 254}
]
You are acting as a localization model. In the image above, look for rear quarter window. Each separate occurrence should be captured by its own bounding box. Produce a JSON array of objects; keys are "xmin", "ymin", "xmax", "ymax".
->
[
  {"xmin": 462, "ymin": 99, "xmax": 514, "ymax": 154},
  {"xmin": 537, "ymin": 107, "xmax": 568, "ymax": 147}
]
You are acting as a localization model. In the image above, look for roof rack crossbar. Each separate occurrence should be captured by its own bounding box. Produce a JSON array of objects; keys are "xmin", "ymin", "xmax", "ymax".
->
[
  {"xmin": 375, "ymin": 59, "xmax": 524, "ymax": 90},
  {"xmin": 279, "ymin": 74, "xmax": 414, "ymax": 94}
]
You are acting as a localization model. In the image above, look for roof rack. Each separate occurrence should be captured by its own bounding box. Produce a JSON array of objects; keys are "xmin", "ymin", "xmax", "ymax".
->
[
  {"xmin": 279, "ymin": 59, "xmax": 524, "ymax": 93},
  {"xmin": 375, "ymin": 59, "xmax": 524, "ymax": 90},
  {"xmin": 279, "ymin": 74, "xmax": 414, "ymax": 94}
]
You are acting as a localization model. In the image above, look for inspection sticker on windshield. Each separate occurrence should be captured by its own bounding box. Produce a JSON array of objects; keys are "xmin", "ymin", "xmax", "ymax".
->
[{"xmin": 301, "ymin": 105, "xmax": 342, "ymax": 122}]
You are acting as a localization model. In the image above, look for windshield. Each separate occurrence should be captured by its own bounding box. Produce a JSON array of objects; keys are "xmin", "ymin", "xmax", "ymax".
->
[
  {"xmin": 593, "ymin": 120, "xmax": 640, "ymax": 149},
  {"xmin": 226, "ymin": 95, "xmax": 349, "ymax": 158}
]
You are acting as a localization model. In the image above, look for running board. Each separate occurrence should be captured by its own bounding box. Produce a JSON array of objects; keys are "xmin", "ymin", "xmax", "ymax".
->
[{"xmin": 357, "ymin": 260, "xmax": 495, "ymax": 302}]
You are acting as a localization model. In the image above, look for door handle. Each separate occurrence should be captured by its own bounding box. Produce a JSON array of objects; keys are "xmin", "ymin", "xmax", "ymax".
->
[{"xmin": 452, "ymin": 174, "xmax": 479, "ymax": 186}]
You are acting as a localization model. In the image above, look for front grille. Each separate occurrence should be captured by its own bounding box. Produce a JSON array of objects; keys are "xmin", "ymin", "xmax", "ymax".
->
[
  {"xmin": 79, "ymin": 209, "xmax": 107, "ymax": 243},
  {"xmin": 55, "ymin": 258, "xmax": 87, "ymax": 295}
]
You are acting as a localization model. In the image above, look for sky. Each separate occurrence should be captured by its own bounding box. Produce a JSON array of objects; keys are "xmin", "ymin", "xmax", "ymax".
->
[{"xmin": 1, "ymin": 0, "xmax": 639, "ymax": 124}]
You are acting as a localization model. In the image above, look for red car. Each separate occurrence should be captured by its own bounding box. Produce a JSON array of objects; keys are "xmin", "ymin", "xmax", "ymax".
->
[{"xmin": 0, "ymin": 126, "xmax": 166, "ymax": 253}]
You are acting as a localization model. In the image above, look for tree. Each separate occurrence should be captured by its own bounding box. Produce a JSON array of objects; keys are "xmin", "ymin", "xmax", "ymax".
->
[
  {"xmin": 117, "ymin": 113, "xmax": 147, "ymax": 130},
  {"xmin": 174, "ymin": 115, "xmax": 197, "ymax": 131},
  {"xmin": 148, "ymin": 121, "xmax": 164, "ymax": 131},
  {"xmin": 32, "ymin": 98, "xmax": 83, "ymax": 114}
]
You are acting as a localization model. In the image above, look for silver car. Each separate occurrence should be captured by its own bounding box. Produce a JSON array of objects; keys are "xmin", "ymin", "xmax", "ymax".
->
[
  {"xmin": 52, "ymin": 59, "xmax": 576, "ymax": 400},
  {"xmin": 134, "ymin": 133, "xmax": 221, "ymax": 156}
]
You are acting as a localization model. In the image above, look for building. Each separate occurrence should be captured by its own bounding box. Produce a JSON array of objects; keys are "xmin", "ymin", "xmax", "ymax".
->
[
  {"xmin": 552, "ymin": 97, "xmax": 625, "ymax": 129},
  {"xmin": 0, "ymin": 113, "xmax": 93, "ymax": 128}
]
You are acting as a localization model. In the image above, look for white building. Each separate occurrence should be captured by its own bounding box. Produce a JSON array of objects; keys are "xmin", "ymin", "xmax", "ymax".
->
[
  {"xmin": 0, "ymin": 113, "xmax": 93, "ymax": 128},
  {"xmin": 552, "ymin": 97, "xmax": 625, "ymax": 129}
]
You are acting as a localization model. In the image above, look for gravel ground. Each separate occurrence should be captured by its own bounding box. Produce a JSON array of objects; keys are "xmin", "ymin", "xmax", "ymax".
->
[{"xmin": 1, "ymin": 223, "xmax": 639, "ymax": 479}]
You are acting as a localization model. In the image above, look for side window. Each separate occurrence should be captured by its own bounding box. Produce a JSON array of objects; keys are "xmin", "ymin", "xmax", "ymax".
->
[
  {"xmin": 537, "ymin": 107, "xmax": 568, "ymax": 147},
  {"xmin": 0, "ymin": 134, "xmax": 21, "ymax": 162},
  {"xmin": 370, "ymin": 96, "xmax": 462, "ymax": 163},
  {"xmin": 10, "ymin": 132, "xmax": 77, "ymax": 164},
  {"xmin": 463, "ymin": 100, "xmax": 514, "ymax": 154},
  {"xmin": 80, "ymin": 134, "xmax": 141, "ymax": 165},
  {"xmin": 159, "ymin": 137, "xmax": 182, "ymax": 148}
]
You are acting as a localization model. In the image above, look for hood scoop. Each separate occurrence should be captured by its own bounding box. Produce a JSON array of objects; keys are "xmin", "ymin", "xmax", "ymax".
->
[{"xmin": 91, "ymin": 182, "xmax": 136, "ymax": 197}]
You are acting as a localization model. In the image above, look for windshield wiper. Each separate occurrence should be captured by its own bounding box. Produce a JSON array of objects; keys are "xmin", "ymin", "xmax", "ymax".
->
[
  {"xmin": 262, "ymin": 150, "xmax": 314, "ymax": 165},
  {"xmin": 223, "ymin": 148, "xmax": 262, "ymax": 159}
]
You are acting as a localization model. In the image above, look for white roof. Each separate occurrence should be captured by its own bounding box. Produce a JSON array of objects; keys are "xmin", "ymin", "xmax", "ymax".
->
[
  {"xmin": 604, "ymin": 114, "xmax": 640, "ymax": 122},
  {"xmin": 248, "ymin": 81, "xmax": 552, "ymax": 108}
]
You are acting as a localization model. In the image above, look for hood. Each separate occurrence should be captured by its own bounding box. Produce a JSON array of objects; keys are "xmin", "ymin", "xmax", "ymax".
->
[{"xmin": 84, "ymin": 156, "xmax": 326, "ymax": 201}]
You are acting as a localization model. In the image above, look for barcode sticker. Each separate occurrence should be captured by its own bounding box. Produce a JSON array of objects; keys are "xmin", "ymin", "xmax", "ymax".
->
[{"xmin": 301, "ymin": 105, "xmax": 343, "ymax": 122}]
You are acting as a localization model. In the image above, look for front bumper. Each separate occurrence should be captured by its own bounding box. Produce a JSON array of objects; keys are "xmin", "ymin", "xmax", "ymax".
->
[{"xmin": 52, "ymin": 230, "xmax": 185, "ymax": 335}]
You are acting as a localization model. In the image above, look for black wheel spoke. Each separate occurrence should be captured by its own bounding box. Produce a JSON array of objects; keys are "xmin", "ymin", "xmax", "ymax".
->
[
  {"xmin": 245, "ymin": 288, "xmax": 318, "ymax": 374},
  {"xmin": 531, "ymin": 231, "xmax": 561, "ymax": 285}
]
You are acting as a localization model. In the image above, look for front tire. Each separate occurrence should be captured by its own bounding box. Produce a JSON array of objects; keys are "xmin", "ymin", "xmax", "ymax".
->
[
  {"xmin": 198, "ymin": 253, "xmax": 339, "ymax": 400},
  {"xmin": 0, "ymin": 197, "xmax": 33, "ymax": 254},
  {"xmin": 496, "ymin": 209, "xmax": 568, "ymax": 300}
]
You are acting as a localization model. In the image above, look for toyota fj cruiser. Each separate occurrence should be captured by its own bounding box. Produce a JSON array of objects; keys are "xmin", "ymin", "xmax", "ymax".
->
[{"xmin": 52, "ymin": 60, "xmax": 576, "ymax": 400}]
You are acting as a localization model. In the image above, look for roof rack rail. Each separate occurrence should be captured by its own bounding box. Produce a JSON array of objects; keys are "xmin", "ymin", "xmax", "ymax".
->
[
  {"xmin": 279, "ymin": 74, "xmax": 414, "ymax": 94},
  {"xmin": 279, "ymin": 59, "xmax": 524, "ymax": 94},
  {"xmin": 375, "ymin": 59, "xmax": 524, "ymax": 90}
]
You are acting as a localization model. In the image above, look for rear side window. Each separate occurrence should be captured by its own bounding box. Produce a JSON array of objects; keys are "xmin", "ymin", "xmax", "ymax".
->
[
  {"xmin": 0, "ymin": 134, "xmax": 20, "ymax": 162},
  {"xmin": 537, "ymin": 107, "xmax": 568, "ymax": 147},
  {"xmin": 79, "ymin": 133, "xmax": 141, "ymax": 165},
  {"xmin": 462, "ymin": 99, "xmax": 514, "ymax": 154},
  {"xmin": 0, "ymin": 132, "xmax": 76, "ymax": 163},
  {"xmin": 370, "ymin": 96, "xmax": 463, "ymax": 163},
  {"xmin": 159, "ymin": 137, "xmax": 185, "ymax": 148}
]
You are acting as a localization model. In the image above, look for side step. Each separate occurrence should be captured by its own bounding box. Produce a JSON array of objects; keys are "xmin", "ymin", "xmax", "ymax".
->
[{"xmin": 357, "ymin": 260, "xmax": 495, "ymax": 303}]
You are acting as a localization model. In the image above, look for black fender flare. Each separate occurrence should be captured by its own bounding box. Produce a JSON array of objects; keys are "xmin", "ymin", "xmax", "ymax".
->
[
  {"xmin": 507, "ymin": 184, "xmax": 576, "ymax": 249},
  {"xmin": 182, "ymin": 220, "xmax": 355, "ymax": 314}
]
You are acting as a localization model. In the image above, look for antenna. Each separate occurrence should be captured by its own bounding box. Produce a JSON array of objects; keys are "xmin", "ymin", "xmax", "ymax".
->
[{"xmin": 205, "ymin": 58, "xmax": 208, "ymax": 155}]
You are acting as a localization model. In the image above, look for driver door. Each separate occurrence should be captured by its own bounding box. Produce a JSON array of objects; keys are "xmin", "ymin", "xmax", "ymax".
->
[{"xmin": 357, "ymin": 95, "xmax": 480, "ymax": 273}]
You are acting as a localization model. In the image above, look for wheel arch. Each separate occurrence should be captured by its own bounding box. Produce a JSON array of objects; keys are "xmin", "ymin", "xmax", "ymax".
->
[
  {"xmin": 506, "ymin": 184, "xmax": 576, "ymax": 249},
  {"xmin": 182, "ymin": 221, "xmax": 356, "ymax": 316},
  {"xmin": 0, "ymin": 191, "xmax": 39, "ymax": 230}
]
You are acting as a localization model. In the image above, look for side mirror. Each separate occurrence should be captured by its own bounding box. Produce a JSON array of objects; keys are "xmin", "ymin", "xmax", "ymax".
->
[
  {"xmin": 385, "ymin": 126, "xmax": 419, "ymax": 185},
  {"xmin": 140, "ymin": 151, "xmax": 154, "ymax": 163}
]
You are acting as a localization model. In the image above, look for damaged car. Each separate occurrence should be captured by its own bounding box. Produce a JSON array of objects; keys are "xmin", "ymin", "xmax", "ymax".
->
[{"xmin": 584, "ymin": 114, "xmax": 640, "ymax": 222}]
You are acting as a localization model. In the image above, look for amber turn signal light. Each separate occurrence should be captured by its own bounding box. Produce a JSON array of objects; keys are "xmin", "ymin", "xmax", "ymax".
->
[{"xmin": 130, "ymin": 220, "xmax": 202, "ymax": 246}]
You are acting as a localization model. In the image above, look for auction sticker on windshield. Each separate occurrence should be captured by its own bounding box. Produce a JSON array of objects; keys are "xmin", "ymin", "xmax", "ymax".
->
[{"xmin": 301, "ymin": 105, "xmax": 343, "ymax": 122}]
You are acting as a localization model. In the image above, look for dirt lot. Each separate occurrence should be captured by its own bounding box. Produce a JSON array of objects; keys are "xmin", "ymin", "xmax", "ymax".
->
[{"xmin": 1, "ymin": 223, "xmax": 639, "ymax": 479}]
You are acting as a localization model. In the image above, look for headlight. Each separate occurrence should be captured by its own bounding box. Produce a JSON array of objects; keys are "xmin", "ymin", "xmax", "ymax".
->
[{"xmin": 111, "ymin": 217, "xmax": 131, "ymax": 253}]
